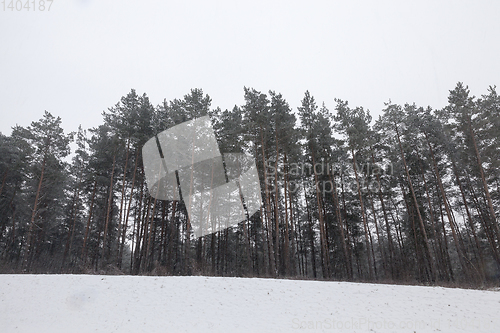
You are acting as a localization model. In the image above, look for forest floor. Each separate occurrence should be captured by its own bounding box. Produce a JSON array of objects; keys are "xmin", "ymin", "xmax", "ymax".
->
[{"xmin": 1, "ymin": 274, "xmax": 499, "ymax": 332}]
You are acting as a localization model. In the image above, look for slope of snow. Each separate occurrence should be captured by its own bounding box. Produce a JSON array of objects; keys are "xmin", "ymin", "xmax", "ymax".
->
[{"xmin": 0, "ymin": 274, "xmax": 499, "ymax": 333}]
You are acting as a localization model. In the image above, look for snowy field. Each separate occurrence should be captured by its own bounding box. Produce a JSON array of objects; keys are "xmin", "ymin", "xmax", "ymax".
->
[{"xmin": 1, "ymin": 275, "xmax": 499, "ymax": 333}]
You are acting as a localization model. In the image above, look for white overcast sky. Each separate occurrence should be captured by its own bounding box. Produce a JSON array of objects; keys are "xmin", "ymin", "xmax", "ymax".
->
[{"xmin": 1, "ymin": 0, "xmax": 499, "ymax": 136}]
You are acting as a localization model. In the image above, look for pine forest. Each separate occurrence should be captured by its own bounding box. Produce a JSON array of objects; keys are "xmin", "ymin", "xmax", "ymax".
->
[{"xmin": 1, "ymin": 82, "xmax": 499, "ymax": 287}]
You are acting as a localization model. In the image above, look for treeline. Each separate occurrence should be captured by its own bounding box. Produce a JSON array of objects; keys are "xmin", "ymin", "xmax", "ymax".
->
[{"xmin": 0, "ymin": 83, "xmax": 499, "ymax": 285}]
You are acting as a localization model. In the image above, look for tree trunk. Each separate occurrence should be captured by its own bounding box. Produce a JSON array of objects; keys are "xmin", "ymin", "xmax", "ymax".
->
[
  {"xmin": 260, "ymin": 127, "xmax": 276, "ymax": 275},
  {"xmin": 102, "ymin": 152, "xmax": 117, "ymax": 263},
  {"xmin": 371, "ymin": 149, "xmax": 395, "ymax": 280},
  {"xmin": 369, "ymin": 192, "xmax": 386, "ymax": 278},
  {"xmin": 394, "ymin": 124, "xmax": 435, "ymax": 281},
  {"xmin": 468, "ymin": 118, "xmax": 498, "ymax": 239},
  {"xmin": 62, "ymin": 177, "xmax": 82, "ymax": 269},
  {"xmin": 116, "ymin": 139, "xmax": 131, "ymax": 264},
  {"xmin": 273, "ymin": 133, "xmax": 280, "ymax": 274},
  {"xmin": 303, "ymin": 180, "xmax": 317, "ymax": 278},
  {"xmin": 329, "ymin": 172, "xmax": 352, "ymax": 279},
  {"xmin": 24, "ymin": 155, "xmax": 47, "ymax": 270},
  {"xmin": 351, "ymin": 148, "xmax": 373, "ymax": 280},
  {"xmin": 82, "ymin": 179, "xmax": 98, "ymax": 262},
  {"xmin": 283, "ymin": 153, "xmax": 291, "ymax": 275},
  {"xmin": 119, "ymin": 149, "xmax": 140, "ymax": 268},
  {"xmin": 312, "ymin": 150, "xmax": 329, "ymax": 278},
  {"xmin": 425, "ymin": 131, "xmax": 469, "ymax": 279}
]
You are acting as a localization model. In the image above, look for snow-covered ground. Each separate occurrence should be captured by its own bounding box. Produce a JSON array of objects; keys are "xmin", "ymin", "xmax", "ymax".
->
[{"xmin": 0, "ymin": 275, "xmax": 499, "ymax": 333}]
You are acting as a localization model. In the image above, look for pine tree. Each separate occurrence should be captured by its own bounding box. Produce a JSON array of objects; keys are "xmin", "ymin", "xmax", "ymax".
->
[{"xmin": 12, "ymin": 111, "xmax": 73, "ymax": 271}]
